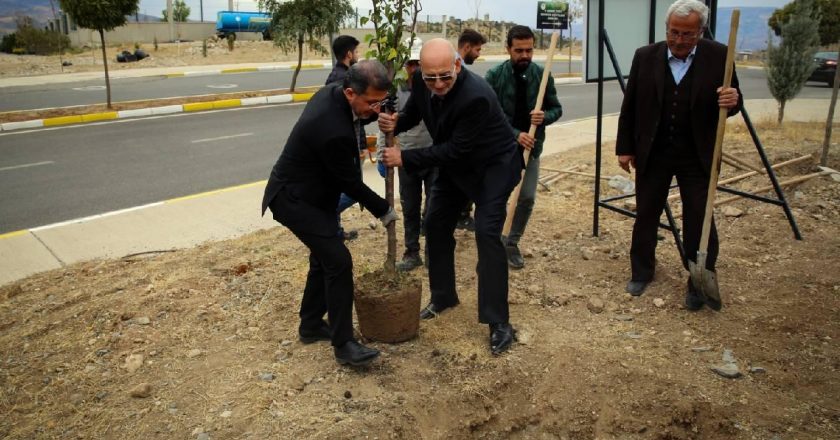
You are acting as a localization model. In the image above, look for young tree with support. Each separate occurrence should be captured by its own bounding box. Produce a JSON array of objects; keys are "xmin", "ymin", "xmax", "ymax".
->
[
  {"xmin": 59, "ymin": 0, "xmax": 139, "ymax": 109},
  {"xmin": 352, "ymin": 0, "xmax": 424, "ymax": 345},
  {"xmin": 361, "ymin": 0, "xmax": 422, "ymax": 272}
]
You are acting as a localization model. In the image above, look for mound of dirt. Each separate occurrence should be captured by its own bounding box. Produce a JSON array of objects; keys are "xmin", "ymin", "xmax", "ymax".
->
[{"xmin": 0, "ymin": 121, "xmax": 838, "ymax": 439}]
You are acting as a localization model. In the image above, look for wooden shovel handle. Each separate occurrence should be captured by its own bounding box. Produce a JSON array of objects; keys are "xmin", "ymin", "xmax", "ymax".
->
[
  {"xmin": 697, "ymin": 9, "xmax": 739, "ymax": 259},
  {"xmin": 503, "ymin": 31, "xmax": 560, "ymax": 236}
]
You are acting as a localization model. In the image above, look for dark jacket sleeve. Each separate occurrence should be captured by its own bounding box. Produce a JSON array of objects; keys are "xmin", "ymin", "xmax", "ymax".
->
[
  {"xmin": 402, "ymin": 95, "xmax": 490, "ymax": 171},
  {"xmin": 542, "ymin": 76, "xmax": 563, "ymax": 126},
  {"xmin": 615, "ymin": 47, "xmax": 641, "ymax": 157},
  {"xmin": 316, "ymin": 134, "xmax": 389, "ymax": 217}
]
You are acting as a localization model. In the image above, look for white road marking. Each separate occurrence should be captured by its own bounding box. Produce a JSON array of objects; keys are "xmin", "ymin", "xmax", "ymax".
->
[
  {"xmin": 30, "ymin": 202, "xmax": 165, "ymax": 232},
  {"xmin": 0, "ymin": 161, "xmax": 55, "ymax": 172},
  {"xmin": 191, "ymin": 132, "xmax": 254, "ymax": 144},
  {"xmin": 207, "ymin": 84, "xmax": 239, "ymax": 89},
  {"xmin": 71, "ymin": 85, "xmax": 106, "ymax": 91}
]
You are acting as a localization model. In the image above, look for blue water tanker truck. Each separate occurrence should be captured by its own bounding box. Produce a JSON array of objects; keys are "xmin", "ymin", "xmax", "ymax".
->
[{"xmin": 216, "ymin": 11, "xmax": 272, "ymax": 40}]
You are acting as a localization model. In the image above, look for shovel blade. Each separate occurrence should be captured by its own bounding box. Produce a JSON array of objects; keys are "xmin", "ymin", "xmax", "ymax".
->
[{"xmin": 688, "ymin": 254, "xmax": 722, "ymax": 311}]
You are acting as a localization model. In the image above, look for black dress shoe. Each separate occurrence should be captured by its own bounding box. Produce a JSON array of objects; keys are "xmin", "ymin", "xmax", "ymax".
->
[
  {"xmin": 685, "ymin": 290, "xmax": 705, "ymax": 311},
  {"xmin": 419, "ymin": 301, "xmax": 459, "ymax": 320},
  {"xmin": 299, "ymin": 321, "xmax": 331, "ymax": 344},
  {"xmin": 625, "ymin": 280, "xmax": 650, "ymax": 296},
  {"xmin": 489, "ymin": 322, "xmax": 516, "ymax": 355},
  {"xmin": 685, "ymin": 279, "xmax": 723, "ymax": 312},
  {"xmin": 334, "ymin": 341, "xmax": 380, "ymax": 366}
]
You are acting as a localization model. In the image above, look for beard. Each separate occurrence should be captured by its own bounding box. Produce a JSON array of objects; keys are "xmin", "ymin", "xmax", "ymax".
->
[{"xmin": 514, "ymin": 59, "xmax": 531, "ymax": 71}]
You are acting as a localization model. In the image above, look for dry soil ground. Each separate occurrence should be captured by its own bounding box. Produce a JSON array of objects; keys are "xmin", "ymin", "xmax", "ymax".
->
[{"xmin": 1, "ymin": 119, "xmax": 838, "ymax": 439}]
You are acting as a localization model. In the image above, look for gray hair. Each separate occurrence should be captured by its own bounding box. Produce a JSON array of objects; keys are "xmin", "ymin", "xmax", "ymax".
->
[
  {"xmin": 343, "ymin": 60, "xmax": 392, "ymax": 95},
  {"xmin": 666, "ymin": 0, "xmax": 709, "ymax": 29}
]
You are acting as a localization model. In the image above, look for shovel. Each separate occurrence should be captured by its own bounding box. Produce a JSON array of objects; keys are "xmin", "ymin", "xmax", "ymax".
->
[{"xmin": 688, "ymin": 9, "xmax": 739, "ymax": 310}]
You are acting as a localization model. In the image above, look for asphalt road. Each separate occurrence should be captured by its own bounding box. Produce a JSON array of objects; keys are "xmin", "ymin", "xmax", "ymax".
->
[
  {"xmin": 0, "ymin": 60, "xmax": 583, "ymax": 112},
  {"xmin": 0, "ymin": 68, "xmax": 834, "ymax": 234}
]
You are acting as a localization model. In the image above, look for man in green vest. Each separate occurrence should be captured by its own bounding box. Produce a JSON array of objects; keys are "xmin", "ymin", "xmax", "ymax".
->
[{"xmin": 486, "ymin": 25, "xmax": 563, "ymax": 269}]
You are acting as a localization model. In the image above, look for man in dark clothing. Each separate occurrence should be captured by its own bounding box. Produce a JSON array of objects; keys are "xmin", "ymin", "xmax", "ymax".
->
[
  {"xmin": 615, "ymin": 0, "xmax": 741, "ymax": 311},
  {"xmin": 454, "ymin": 29, "xmax": 488, "ymax": 230},
  {"xmin": 326, "ymin": 35, "xmax": 364, "ymax": 241},
  {"xmin": 378, "ymin": 39, "xmax": 521, "ymax": 355},
  {"xmin": 485, "ymin": 25, "xmax": 563, "ymax": 269},
  {"xmin": 262, "ymin": 60, "xmax": 397, "ymax": 366},
  {"xmin": 326, "ymin": 35, "xmax": 359, "ymax": 84}
]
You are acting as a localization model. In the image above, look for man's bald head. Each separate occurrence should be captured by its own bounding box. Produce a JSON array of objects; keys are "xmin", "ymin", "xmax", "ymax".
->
[
  {"xmin": 419, "ymin": 38, "xmax": 461, "ymax": 97},
  {"xmin": 419, "ymin": 38, "xmax": 457, "ymax": 65}
]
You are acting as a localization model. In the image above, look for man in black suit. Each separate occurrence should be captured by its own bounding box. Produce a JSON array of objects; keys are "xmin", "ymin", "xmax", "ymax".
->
[
  {"xmin": 262, "ymin": 60, "xmax": 398, "ymax": 366},
  {"xmin": 615, "ymin": 0, "xmax": 742, "ymax": 311},
  {"xmin": 378, "ymin": 38, "xmax": 521, "ymax": 355},
  {"xmin": 326, "ymin": 35, "xmax": 364, "ymax": 242}
]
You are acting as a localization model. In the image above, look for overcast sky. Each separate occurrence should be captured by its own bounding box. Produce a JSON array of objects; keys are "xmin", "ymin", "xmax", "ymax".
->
[{"xmin": 139, "ymin": 0, "xmax": 791, "ymax": 26}]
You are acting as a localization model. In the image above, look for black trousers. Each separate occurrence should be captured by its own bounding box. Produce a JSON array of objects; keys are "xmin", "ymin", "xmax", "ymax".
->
[
  {"xmin": 425, "ymin": 155, "xmax": 520, "ymax": 324},
  {"xmin": 398, "ymin": 166, "xmax": 437, "ymax": 254},
  {"xmin": 269, "ymin": 191, "xmax": 355, "ymax": 347},
  {"xmin": 291, "ymin": 230, "xmax": 356, "ymax": 347},
  {"xmin": 631, "ymin": 145, "xmax": 719, "ymax": 281}
]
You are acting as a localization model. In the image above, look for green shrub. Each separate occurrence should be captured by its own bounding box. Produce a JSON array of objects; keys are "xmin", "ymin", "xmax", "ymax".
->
[
  {"xmin": 0, "ymin": 33, "xmax": 17, "ymax": 53},
  {"xmin": 14, "ymin": 26, "xmax": 70, "ymax": 55}
]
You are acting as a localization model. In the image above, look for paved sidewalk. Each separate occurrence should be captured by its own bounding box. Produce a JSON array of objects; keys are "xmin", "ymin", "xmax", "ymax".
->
[{"xmin": 1, "ymin": 98, "xmax": 837, "ymax": 286}]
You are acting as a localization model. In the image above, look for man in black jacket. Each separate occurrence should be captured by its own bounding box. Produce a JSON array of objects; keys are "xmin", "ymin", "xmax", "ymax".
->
[
  {"xmin": 378, "ymin": 38, "xmax": 521, "ymax": 355},
  {"xmin": 615, "ymin": 0, "xmax": 741, "ymax": 311},
  {"xmin": 262, "ymin": 60, "xmax": 397, "ymax": 366},
  {"xmin": 326, "ymin": 35, "xmax": 364, "ymax": 241}
]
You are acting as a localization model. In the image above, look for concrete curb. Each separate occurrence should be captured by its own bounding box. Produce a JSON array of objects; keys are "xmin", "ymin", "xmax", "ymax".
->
[
  {"xmin": 0, "ymin": 92, "xmax": 314, "ymax": 132},
  {"xmin": 0, "ymin": 78, "xmax": 582, "ymax": 132}
]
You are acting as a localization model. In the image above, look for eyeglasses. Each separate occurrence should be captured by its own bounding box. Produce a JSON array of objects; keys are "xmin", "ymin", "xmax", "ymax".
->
[
  {"xmin": 366, "ymin": 99, "xmax": 389, "ymax": 111},
  {"xmin": 421, "ymin": 69, "xmax": 456, "ymax": 84},
  {"xmin": 667, "ymin": 29, "xmax": 702, "ymax": 40}
]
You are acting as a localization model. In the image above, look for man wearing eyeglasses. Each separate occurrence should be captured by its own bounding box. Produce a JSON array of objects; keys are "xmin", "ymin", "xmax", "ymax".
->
[
  {"xmin": 486, "ymin": 25, "xmax": 563, "ymax": 270},
  {"xmin": 327, "ymin": 35, "xmax": 364, "ymax": 242},
  {"xmin": 378, "ymin": 38, "xmax": 522, "ymax": 355},
  {"xmin": 262, "ymin": 60, "xmax": 398, "ymax": 367},
  {"xmin": 615, "ymin": 0, "xmax": 741, "ymax": 311}
]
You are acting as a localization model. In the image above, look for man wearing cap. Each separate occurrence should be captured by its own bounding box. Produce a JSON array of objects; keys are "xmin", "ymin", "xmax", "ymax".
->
[{"xmin": 376, "ymin": 38, "xmax": 436, "ymax": 272}]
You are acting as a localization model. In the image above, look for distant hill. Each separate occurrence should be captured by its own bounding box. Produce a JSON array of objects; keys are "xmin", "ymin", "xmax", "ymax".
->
[
  {"xmin": 715, "ymin": 6, "xmax": 777, "ymax": 51},
  {"xmin": 0, "ymin": 0, "xmax": 161, "ymax": 36},
  {"xmin": 0, "ymin": 0, "xmax": 53, "ymax": 35}
]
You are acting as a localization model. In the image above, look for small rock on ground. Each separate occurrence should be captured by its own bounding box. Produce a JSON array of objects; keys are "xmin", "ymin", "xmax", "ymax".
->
[
  {"xmin": 129, "ymin": 383, "xmax": 152, "ymax": 398},
  {"xmin": 711, "ymin": 364, "xmax": 742, "ymax": 379},
  {"xmin": 587, "ymin": 297, "xmax": 605, "ymax": 314}
]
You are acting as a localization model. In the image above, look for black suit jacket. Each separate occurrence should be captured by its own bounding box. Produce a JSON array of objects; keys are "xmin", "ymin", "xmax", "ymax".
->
[
  {"xmin": 261, "ymin": 83, "xmax": 389, "ymax": 236},
  {"xmin": 395, "ymin": 68, "xmax": 520, "ymax": 199},
  {"xmin": 615, "ymin": 39, "xmax": 742, "ymax": 175}
]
